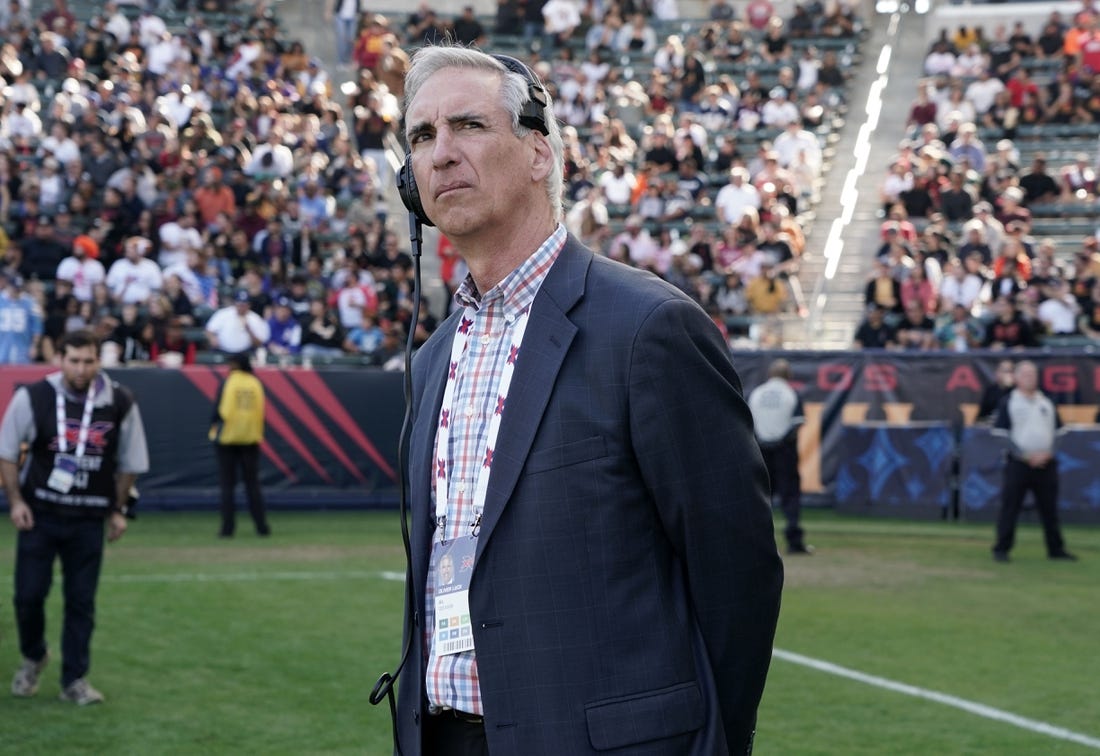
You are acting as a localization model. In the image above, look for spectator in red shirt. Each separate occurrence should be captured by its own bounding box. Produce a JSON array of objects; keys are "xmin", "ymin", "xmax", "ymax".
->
[
  {"xmin": 353, "ymin": 15, "xmax": 392, "ymax": 74},
  {"xmin": 1005, "ymin": 67, "xmax": 1039, "ymax": 108},
  {"xmin": 1079, "ymin": 28, "xmax": 1100, "ymax": 73},
  {"xmin": 907, "ymin": 84, "xmax": 938, "ymax": 128},
  {"xmin": 745, "ymin": 0, "xmax": 774, "ymax": 30},
  {"xmin": 39, "ymin": 0, "xmax": 75, "ymax": 40}
]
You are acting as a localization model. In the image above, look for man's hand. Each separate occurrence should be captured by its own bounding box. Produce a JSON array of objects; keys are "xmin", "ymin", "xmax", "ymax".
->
[
  {"xmin": 9, "ymin": 500, "xmax": 33, "ymax": 530},
  {"xmin": 107, "ymin": 512, "xmax": 128, "ymax": 542},
  {"xmin": 1027, "ymin": 451, "xmax": 1053, "ymax": 467}
]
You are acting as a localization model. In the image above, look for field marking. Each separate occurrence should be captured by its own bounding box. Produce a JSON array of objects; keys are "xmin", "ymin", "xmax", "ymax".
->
[
  {"xmin": 774, "ymin": 648, "xmax": 1100, "ymax": 750},
  {"xmin": 104, "ymin": 570, "xmax": 406, "ymax": 584}
]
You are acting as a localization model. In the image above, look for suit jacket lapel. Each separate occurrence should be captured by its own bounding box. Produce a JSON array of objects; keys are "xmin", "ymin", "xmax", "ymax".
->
[{"xmin": 475, "ymin": 238, "xmax": 591, "ymax": 561}]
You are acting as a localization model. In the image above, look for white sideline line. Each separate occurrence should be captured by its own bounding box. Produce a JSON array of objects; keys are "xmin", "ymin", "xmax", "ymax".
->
[
  {"xmin": 774, "ymin": 649, "xmax": 1100, "ymax": 750},
  {"xmin": 104, "ymin": 570, "xmax": 407, "ymax": 584}
]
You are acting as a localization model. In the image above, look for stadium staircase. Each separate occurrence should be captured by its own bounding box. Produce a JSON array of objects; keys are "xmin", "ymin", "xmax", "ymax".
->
[{"xmin": 785, "ymin": 4, "xmax": 925, "ymax": 349}]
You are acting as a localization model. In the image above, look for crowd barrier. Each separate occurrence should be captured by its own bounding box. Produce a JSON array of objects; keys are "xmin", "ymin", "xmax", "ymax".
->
[
  {"xmin": 735, "ymin": 350, "xmax": 1100, "ymax": 523},
  {"xmin": 0, "ymin": 365, "xmax": 406, "ymax": 511},
  {"xmin": 0, "ymin": 350, "xmax": 1097, "ymax": 520},
  {"xmin": 832, "ymin": 422, "xmax": 1100, "ymax": 524}
]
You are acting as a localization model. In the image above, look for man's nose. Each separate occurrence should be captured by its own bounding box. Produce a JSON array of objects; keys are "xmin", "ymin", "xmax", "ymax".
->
[{"xmin": 430, "ymin": 129, "xmax": 460, "ymax": 169}]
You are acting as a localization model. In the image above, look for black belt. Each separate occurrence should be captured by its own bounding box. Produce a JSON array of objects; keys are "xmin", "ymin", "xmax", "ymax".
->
[{"xmin": 433, "ymin": 708, "xmax": 484, "ymax": 725}]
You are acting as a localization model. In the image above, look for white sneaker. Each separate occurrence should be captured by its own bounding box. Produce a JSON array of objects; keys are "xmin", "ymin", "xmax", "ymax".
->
[
  {"xmin": 58, "ymin": 678, "xmax": 104, "ymax": 705},
  {"xmin": 11, "ymin": 654, "xmax": 48, "ymax": 697}
]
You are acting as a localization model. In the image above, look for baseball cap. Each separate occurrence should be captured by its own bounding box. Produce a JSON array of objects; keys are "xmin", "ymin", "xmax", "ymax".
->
[
  {"xmin": 234, "ymin": 289, "xmax": 251, "ymax": 303},
  {"xmin": 73, "ymin": 235, "xmax": 100, "ymax": 258},
  {"xmin": 275, "ymin": 295, "xmax": 291, "ymax": 308}
]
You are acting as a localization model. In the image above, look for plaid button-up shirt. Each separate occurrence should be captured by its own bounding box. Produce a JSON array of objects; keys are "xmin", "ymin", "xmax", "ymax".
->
[{"xmin": 424, "ymin": 225, "xmax": 566, "ymax": 715}]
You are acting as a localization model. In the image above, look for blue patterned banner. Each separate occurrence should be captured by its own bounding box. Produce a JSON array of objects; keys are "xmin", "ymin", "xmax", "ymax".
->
[{"xmin": 834, "ymin": 423, "xmax": 954, "ymax": 519}]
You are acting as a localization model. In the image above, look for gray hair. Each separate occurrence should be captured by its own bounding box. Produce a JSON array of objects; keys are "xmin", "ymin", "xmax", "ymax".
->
[{"xmin": 404, "ymin": 45, "xmax": 565, "ymax": 220}]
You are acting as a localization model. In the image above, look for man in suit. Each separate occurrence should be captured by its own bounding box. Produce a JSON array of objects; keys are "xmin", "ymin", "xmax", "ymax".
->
[{"xmin": 395, "ymin": 46, "xmax": 783, "ymax": 756}]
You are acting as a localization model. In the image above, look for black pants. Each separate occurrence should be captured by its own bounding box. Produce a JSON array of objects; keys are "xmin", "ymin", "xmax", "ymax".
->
[
  {"xmin": 423, "ymin": 711, "xmax": 488, "ymax": 756},
  {"xmin": 14, "ymin": 510, "xmax": 104, "ymax": 686},
  {"xmin": 994, "ymin": 457, "xmax": 1066, "ymax": 556},
  {"xmin": 761, "ymin": 439, "xmax": 805, "ymax": 550},
  {"xmin": 217, "ymin": 444, "xmax": 269, "ymax": 535}
]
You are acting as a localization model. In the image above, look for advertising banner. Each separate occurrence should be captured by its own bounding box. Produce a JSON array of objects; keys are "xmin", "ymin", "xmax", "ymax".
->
[{"xmin": 1, "ymin": 351, "xmax": 1097, "ymax": 515}]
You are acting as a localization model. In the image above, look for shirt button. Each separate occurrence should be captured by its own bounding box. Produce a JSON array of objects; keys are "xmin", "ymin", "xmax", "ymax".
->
[
  {"xmin": 457, "ymin": 482, "xmax": 467, "ymax": 493},
  {"xmin": 480, "ymin": 335, "xmax": 491, "ymax": 346},
  {"xmin": 465, "ymin": 404, "xmax": 475, "ymax": 417}
]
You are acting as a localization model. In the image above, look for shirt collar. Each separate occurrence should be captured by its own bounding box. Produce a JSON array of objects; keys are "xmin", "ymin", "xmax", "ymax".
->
[{"xmin": 454, "ymin": 224, "xmax": 567, "ymax": 318}]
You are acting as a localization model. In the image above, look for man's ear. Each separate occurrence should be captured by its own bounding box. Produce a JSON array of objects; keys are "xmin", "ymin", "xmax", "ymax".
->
[{"xmin": 529, "ymin": 133, "xmax": 554, "ymax": 184}]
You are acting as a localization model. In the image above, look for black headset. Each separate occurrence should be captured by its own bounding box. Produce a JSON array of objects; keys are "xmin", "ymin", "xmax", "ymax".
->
[{"xmin": 397, "ymin": 54, "xmax": 551, "ymax": 228}]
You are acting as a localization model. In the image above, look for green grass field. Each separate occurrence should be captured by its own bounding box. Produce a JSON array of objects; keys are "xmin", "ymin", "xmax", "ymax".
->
[{"xmin": 0, "ymin": 510, "xmax": 1096, "ymax": 755}]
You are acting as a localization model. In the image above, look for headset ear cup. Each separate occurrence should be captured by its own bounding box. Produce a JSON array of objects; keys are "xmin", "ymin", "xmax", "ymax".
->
[
  {"xmin": 397, "ymin": 155, "xmax": 433, "ymax": 227},
  {"xmin": 491, "ymin": 54, "xmax": 551, "ymax": 136}
]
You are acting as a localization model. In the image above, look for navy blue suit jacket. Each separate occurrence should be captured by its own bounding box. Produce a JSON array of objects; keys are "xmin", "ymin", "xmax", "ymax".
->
[{"xmin": 397, "ymin": 236, "xmax": 782, "ymax": 755}]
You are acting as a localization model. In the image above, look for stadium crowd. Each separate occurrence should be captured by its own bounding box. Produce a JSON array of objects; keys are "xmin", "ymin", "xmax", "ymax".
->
[
  {"xmin": 866, "ymin": 7, "xmax": 1100, "ymax": 351},
  {"xmin": 521, "ymin": 0, "xmax": 860, "ymax": 342},
  {"xmin": 0, "ymin": 0, "xmax": 862, "ymax": 366}
]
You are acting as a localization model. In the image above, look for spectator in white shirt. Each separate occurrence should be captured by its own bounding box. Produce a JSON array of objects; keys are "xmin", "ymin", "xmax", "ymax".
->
[
  {"xmin": 136, "ymin": 9, "xmax": 167, "ymax": 48},
  {"xmin": 715, "ymin": 167, "xmax": 761, "ymax": 225},
  {"xmin": 105, "ymin": 236, "xmax": 163, "ymax": 305},
  {"xmin": 951, "ymin": 44, "xmax": 986, "ymax": 78},
  {"xmin": 761, "ymin": 87, "xmax": 799, "ymax": 127},
  {"xmin": 155, "ymin": 88, "xmax": 196, "ymax": 134},
  {"xmin": 245, "ymin": 131, "xmax": 295, "ymax": 178},
  {"xmin": 334, "ymin": 263, "xmax": 376, "ymax": 330},
  {"xmin": 773, "ymin": 119, "xmax": 821, "ymax": 172},
  {"xmin": 225, "ymin": 35, "xmax": 264, "ymax": 80},
  {"xmin": 652, "ymin": 0, "xmax": 679, "ymax": 20},
  {"xmin": 880, "ymin": 162, "xmax": 914, "ymax": 214},
  {"xmin": 608, "ymin": 214, "xmax": 658, "ymax": 268},
  {"xmin": 542, "ymin": 0, "xmax": 582, "ymax": 43},
  {"xmin": 1036, "ymin": 279, "xmax": 1081, "ymax": 335},
  {"xmin": 965, "ymin": 68, "xmax": 1005, "ymax": 115},
  {"xmin": 5, "ymin": 70, "xmax": 39, "ymax": 113},
  {"xmin": 6, "ymin": 100, "xmax": 42, "ymax": 140},
  {"xmin": 598, "ymin": 162, "xmax": 637, "ymax": 206},
  {"xmin": 55, "ymin": 235, "xmax": 106, "ymax": 302},
  {"xmin": 158, "ymin": 213, "xmax": 203, "ymax": 270},
  {"xmin": 37, "ymin": 121, "xmax": 80, "ymax": 165},
  {"xmin": 145, "ymin": 30, "xmax": 181, "ymax": 78},
  {"xmin": 939, "ymin": 256, "xmax": 984, "ymax": 313},
  {"xmin": 924, "ymin": 40, "xmax": 956, "ymax": 76},
  {"xmin": 796, "ymin": 47, "xmax": 820, "ymax": 92},
  {"xmin": 36, "ymin": 158, "xmax": 65, "ymax": 211},
  {"xmin": 204, "ymin": 289, "xmax": 271, "ymax": 354},
  {"xmin": 614, "ymin": 13, "xmax": 658, "ymax": 53},
  {"xmin": 103, "ymin": 1, "xmax": 131, "ymax": 45}
]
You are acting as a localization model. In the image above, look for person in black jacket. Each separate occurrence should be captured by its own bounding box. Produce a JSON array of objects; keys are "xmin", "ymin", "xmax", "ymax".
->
[
  {"xmin": 977, "ymin": 359, "xmax": 1015, "ymax": 422},
  {"xmin": 0, "ymin": 329, "xmax": 148, "ymax": 705}
]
